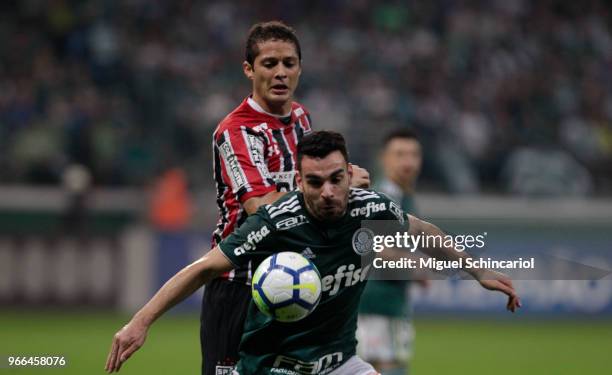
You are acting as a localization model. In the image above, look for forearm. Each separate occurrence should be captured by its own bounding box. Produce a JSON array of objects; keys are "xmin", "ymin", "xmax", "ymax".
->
[
  {"xmin": 133, "ymin": 257, "xmax": 218, "ymax": 327},
  {"xmin": 244, "ymin": 191, "xmax": 287, "ymax": 215},
  {"xmin": 411, "ymin": 217, "xmax": 482, "ymax": 279}
]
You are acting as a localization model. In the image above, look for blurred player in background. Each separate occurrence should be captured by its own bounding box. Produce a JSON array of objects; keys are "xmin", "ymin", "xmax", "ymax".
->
[
  {"xmin": 106, "ymin": 130, "xmax": 520, "ymax": 375},
  {"xmin": 358, "ymin": 129, "xmax": 426, "ymax": 375},
  {"xmin": 203, "ymin": 21, "xmax": 369, "ymax": 375}
]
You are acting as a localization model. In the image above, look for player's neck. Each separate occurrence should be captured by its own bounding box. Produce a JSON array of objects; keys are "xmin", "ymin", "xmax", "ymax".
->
[{"xmin": 248, "ymin": 95, "xmax": 292, "ymax": 117}]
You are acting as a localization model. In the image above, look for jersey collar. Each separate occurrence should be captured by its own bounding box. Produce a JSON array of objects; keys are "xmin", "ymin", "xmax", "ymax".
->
[{"xmin": 247, "ymin": 97, "xmax": 292, "ymax": 123}]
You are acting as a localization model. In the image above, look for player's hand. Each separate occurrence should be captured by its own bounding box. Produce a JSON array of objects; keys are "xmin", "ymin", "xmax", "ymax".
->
[
  {"xmin": 475, "ymin": 269, "xmax": 522, "ymax": 313},
  {"xmin": 350, "ymin": 164, "xmax": 370, "ymax": 188},
  {"xmin": 105, "ymin": 318, "xmax": 149, "ymax": 373}
]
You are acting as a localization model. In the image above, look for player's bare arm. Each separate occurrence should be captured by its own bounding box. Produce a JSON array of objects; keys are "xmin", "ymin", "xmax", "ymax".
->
[
  {"xmin": 407, "ymin": 214, "xmax": 522, "ymax": 312},
  {"xmin": 242, "ymin": 191, "xmax": 287, "ymax": 215},
  {"xmin": 244, "ymin": 191, "xmax": 287, "ymax": 214},
  {"xmin": 105, "ymin": 247, "xmax": 233, "ymax": 373}
]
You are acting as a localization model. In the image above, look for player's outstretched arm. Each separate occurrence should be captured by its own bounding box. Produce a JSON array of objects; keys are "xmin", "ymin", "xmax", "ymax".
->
[
  {"xmin": 105, "ymin": 247, "xmax": 233, "ymax": 373},
  {"xmin": 407, "ymin": 215, "xmax": 521, "ymax": 312}
]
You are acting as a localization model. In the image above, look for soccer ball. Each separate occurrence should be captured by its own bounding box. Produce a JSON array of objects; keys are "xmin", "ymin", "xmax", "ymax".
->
[{"xmin": 252, "ymin": 252, "xmax": 322, "ymax": 322}]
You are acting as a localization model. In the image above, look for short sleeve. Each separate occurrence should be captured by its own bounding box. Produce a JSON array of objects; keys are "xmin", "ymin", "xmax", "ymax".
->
[
  {"xmin": 218, "ymin": 209, "xmax": 277, "ymax": 267},
  {"xmin": 216, "ymin": 126, "xmax": 277, "ymax": 203},
  {"xmin": 375, "ymin": 192, "xmax": 410, "ymax": 228}
]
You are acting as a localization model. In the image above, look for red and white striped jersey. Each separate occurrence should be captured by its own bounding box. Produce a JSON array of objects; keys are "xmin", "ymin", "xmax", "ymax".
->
[{"xmin": 212, "ymin": 97, "xmax": 312, "ymax": 284}]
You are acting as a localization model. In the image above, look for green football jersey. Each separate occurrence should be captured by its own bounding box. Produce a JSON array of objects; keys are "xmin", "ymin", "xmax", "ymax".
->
[{"xmin": 218, "ymin": 188, "xmax": 407, "ymax": 375}]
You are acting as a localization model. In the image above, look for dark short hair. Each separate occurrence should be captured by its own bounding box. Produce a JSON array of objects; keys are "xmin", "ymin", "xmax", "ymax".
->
[
  {"xmin": 297, "ymin": 131, "xmax": 349, "ymax": 171},
  {"xmin": 382, "ymin": 128, "xmax": 420, "ymax": 148},
  {"xmin": 245, "ymin": 21, "xmax": 302, "ymax": 65}
]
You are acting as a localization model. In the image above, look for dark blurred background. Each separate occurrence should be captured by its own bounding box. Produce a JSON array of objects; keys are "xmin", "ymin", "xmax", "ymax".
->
[{"xmin": 1, "ymin": 0, "xmax": 611, "ymax": 195}]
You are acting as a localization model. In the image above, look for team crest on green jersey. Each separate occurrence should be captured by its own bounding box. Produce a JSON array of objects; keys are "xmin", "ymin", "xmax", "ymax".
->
[{"xmin": 351, "ymin": 228, "xmax": 375, "ymax": 255}]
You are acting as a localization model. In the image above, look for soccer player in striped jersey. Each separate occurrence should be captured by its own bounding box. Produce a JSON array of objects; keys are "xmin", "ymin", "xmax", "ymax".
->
[
  {"xmin": 203, "ymin": 22, "xmax": 369, "ymax": 375},
  {"xmin": 106, "ymin": 131, "xmax": 520, "ymax": 375}
]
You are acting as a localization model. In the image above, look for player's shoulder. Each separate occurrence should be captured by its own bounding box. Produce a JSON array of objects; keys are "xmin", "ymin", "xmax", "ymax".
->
[
  {"xmin": 262, "ymin": 191, "xmax": 303, "ymax": 217},
  {"xmin": 348, "ymin": 188, "xmax": 403, "ymax": 220},
  {"xmin": 213, "ymin": 99, "xmax": 269, "ymax": 139},
  {"xmin": 291, "ymin": 101, "xmax": 313, "ymax": 131},
  {"xmin": 291, "ymin": 101, "xmax": 310, "ymax": 117},
  {"xmin": 259, "ymin": 192, "xmax": 308, "ymax": 228},
  {"xmin": 348, "ymin": 187, "xmax": 386, "ymax": 204}
]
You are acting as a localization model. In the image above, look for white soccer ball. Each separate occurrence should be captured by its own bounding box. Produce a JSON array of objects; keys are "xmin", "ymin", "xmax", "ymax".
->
[{"xmin": 251, "ymin": 252, "xmax": 322, "ymax": 322}]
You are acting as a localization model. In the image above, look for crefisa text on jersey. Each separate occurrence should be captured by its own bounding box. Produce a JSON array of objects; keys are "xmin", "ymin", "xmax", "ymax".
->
[
  {"xmin": 234, "ymin": 225, "xmax": 271, "ymax": 256},
  {"xmin": 350, "ymin": 201, "xmax": 386, "ymax": 218},
  {"xmin": 321, "ymin": 264, "xmax": 371, "ymax": 296}
]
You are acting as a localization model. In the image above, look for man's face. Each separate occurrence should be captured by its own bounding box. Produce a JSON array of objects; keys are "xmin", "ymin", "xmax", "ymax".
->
[
  {"xmin": 382, "ymin": 138, "xmax": 422, "ymax": 186},
  {"xmin": 243, "ymin": 39, "xmax": 301, "ymax": 115},
  {"xmin": 297, "ymin": 151, "xmax": 352, "ymax": 222}
]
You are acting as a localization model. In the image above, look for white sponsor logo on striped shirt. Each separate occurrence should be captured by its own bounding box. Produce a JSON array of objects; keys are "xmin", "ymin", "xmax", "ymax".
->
[{"xmin": 219, "ymin": 133, "xmax": 250, "ymax": 192}]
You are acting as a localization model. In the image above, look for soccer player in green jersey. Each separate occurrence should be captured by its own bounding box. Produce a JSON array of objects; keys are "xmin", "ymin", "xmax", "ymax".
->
[
  {"xmin": 358, "ymin": 129, "xmax": 425, "ymax": 375},
  {"xmin": 105, "ymin": 130, "xmax": 521, "ymax": 375}
]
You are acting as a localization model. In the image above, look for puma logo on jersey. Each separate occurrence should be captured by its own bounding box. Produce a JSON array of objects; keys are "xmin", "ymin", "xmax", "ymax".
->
[
  {"xmin": 321, "ymin": 264, "xmax": 371, "ymax": 296},
  {"xmin": 234, "ymin": 225, "xmax": 270, "ymax": 256},
  {"xmin": 350, "ymin": 202, "xmax": 386, "ymax": 218}
]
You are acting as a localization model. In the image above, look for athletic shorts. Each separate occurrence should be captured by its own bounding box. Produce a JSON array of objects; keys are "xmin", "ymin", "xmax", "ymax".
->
[
  {"xmin": 330, "ymin": 355, "xmax": 379, "ymax": 375},
  {"xmin": 231, "ymin": 355, "xmax": 379, "ymax": 375},
  {"xmin": 356, "ymin": 314, "xmax": 415, "ymax": 363},
  {"xmin": 201, "ymin": 278, "xmax": 252, "ymax": 375}
]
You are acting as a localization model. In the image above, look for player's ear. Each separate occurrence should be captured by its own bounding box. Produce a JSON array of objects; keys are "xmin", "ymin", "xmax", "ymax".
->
[
  {"xmin": 243, "ymin": 61, "xmax": 254, "ymax": 80},
  {"xmin": 296, "ymin": 170, "xmax": 303, "ymax": 191},
  {"xmin": 347, "ymin": 163, "xmax": 353, "ymax": 180}
]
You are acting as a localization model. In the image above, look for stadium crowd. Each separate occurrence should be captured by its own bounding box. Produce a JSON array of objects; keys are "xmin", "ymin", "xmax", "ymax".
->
[{"xmin": 1, "ymin": 0, "xmax": 611, "ymax": 195}]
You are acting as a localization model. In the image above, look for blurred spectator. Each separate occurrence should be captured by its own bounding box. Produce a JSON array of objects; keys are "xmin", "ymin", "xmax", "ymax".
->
[
  {"xmin": 61, "ymin": 163, "xmax": 93, "ymax": 234},
  {"xmin": 1, "ymin": 0, "xmax": 611, "ymax": 195},
  {"xmin": 503, "ymin": 145, "xmax": 594, "ymax": 197},
  {"xmin": 149, "ymin": 167, "xmax": 192, "ymax": 232}
]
